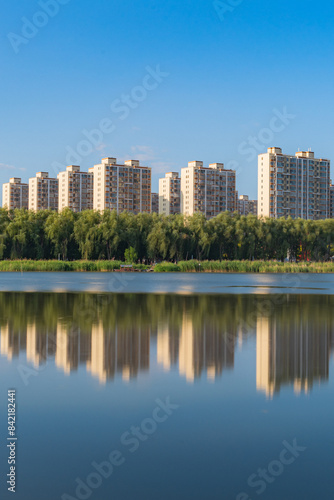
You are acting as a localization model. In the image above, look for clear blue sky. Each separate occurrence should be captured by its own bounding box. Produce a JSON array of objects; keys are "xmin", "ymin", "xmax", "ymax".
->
[{"xmin": 1, "ymin": 0, "xmax": 334, "ymax": 200}]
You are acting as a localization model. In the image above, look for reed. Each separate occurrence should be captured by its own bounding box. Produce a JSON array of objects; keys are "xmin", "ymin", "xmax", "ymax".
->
[
  {"xmin": 154, "ymin": 263, "xmax": 181, "ymax": 272},
  {"xmin": 154, "ymin": 260, "xmax": 334, "ymax": 273},
  {"xmin": 1, "ymin": 260, "xmax": 334, "ymax": 273},
  {"xmin": 0, "ymin": 260, "xmax": 147, "ymax": 272}
]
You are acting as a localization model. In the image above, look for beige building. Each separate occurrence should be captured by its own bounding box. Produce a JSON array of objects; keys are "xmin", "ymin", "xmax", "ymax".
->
[
  {"xmin": 29, "ymin": 172, "xmax": 58, "ymax": 211},
  {"xmin": 258, "ymin": 147, "xmax": 330, "ymax": 219},
  {"xmin": 330, "ymin": 183, "xmax": 334, "ymax": 219},
  {"xmin": 181, "ymin": 162, "xmax": 237, "ymax": 218},
  {"xmin": 57, "ymin": 165, "xmax": 93, "ymax": 212},
  {"xmin": 151, "ymin": 192, "xmax": 159, "ymax": 214},
  {"xmin": 2, "ymin": 178, "xmax": 28, "ymax": 210},
  {"xmin": 159, "ymin": 172, "xmax": 181, "ymax": 215},
  {"xmin": 238, "ymin": 195, "xmax": 257, "ymax": 216},
  {"xmin": 92, "ymin": 157, "xmax": 151, "ymax": 214}
]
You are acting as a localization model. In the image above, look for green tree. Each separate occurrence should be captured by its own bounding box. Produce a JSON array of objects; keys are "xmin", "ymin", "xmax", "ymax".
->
[
  {"xmin": 187, "ymin": 213, "xmax": 210, "ymax": 260},
  {"xmin": 74, "ymin": 210, "xmax": 101, "ymax": 260},
  {"xmin": 124, "ymin": 246, "xmax": 138, "ymax": 263},
  {"xmin": 0, "ymin": 208, "xmax": 10, "ymax": 259},
  {"xmin": 100, "ymin": 210, "xmax": 123, "ymax": 260},
  {"xmin": 147, "ymin": 216, "xmax": 171, "ymax": 260},
  {"xmin": 45, "ymin": 209, "xmax": 77, "ymax": 260}
]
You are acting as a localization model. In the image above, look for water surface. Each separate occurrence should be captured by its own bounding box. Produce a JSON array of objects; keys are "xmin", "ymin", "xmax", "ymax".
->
[
  {"xmin": 0, "ymin": 292, "xmax": 333, "ymax": 499},
  {"xmin": 0, "ymin": 271, "xmax": 333, "ymax": 294}
]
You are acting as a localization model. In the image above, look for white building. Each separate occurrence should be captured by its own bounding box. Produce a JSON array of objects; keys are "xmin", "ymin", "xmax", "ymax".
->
[
  {"xmin": 159, "ymin": 172, "xmax": 181, "ymax": 215},
  {"xmin": 29, "ymin": 172, "xmax": 58, "ymax": 211},
  {"xmin": 181, "ymin": 161, "xmax": 237, "ymax": 218},
  {"xmin": 57, "ymin": 165, "xmax": 94, "ymax": 212},
  {"xmin": 2, "ymin": 178, "xmax": 28, "ymax": 210},
  {"xmin": 258, "ymin": 148, "xmax": 330, "ymax": 219},
  {"xmin": 238, "ymin": 195, "xmax": 257, "ymax": 216},
  {"xmin": 91, "ymin": 157, "xmax": 151, "ymax": 214}
]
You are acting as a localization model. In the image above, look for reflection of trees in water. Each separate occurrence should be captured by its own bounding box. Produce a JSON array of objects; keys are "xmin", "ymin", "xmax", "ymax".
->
[
  {"xmin": 0, "ymin": 293, "xmax": 333, "ymax": 388},
  {"xmin": 0, "ymin": 292, "xmax": 274, "ymax": 332}
]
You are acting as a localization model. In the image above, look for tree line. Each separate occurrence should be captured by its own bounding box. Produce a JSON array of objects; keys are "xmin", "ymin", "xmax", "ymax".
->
[{"xmin": 1, "ymin": 208, "xmax": 334, "ymax": 262}]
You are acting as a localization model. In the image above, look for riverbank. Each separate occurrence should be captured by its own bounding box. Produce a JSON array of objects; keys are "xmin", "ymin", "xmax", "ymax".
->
[
  {"xmin": 154, "ymin": 260, "xmax": 334, "ymax": 273},
  {"xmin": 0, "ymin": 260, "xmax": 334, "ymax": 273},
  {"xmin": 0, "ymin": 260, "xmax": 149, "ymax": 272}
]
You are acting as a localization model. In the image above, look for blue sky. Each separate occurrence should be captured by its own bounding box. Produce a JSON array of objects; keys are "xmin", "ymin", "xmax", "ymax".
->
[{"xmin": 1, "ymin": 0, "xmax": 334, "ymax": 200}]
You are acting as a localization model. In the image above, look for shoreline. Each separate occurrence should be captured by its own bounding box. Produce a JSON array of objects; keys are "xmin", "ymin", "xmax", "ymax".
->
[{"xmin": 0, "ymin": 260, "xmax": 334, "ymax": 273}]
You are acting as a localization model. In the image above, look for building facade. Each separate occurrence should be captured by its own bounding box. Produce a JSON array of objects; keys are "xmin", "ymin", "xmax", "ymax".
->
[
  {"xmin": 181, "ymin": 162, "xmax": 237, "ymax": 218},
  {"xmin": 57, "ymin": 165, "xmax": 94, "ymax": 212},
  {"xmin": 258, "ymin": 148, "xmax": 330, "ymax": 219},
  {"xmin": 29, "ymin": 172, "xmax": 58, "ymax": 211},
  {"xmin": 92, "ymin": 157, "xmax": 151, "ymax": 214},
  {"xmin": 238, "ymin": 195, "xmax": 257, "ymax": 216},
  {"xmin": 151, "ymin": 193, "xmax": 159, "ymax": 214},
  {"xmin": 159, "ymin": 172, "xmax": 181, "ymax": 215},
  {"xmin": 2, "ymin": 178, "xmax": 28, "ymax": 210},
  {"xmin": 330, "ymin": 184, "xmax": 334, "ymax": 219}
]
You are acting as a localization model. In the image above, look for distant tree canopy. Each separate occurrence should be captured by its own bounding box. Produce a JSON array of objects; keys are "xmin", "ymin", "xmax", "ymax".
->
[{"xmin": 0, "ymin": 207, "xmax": 334, "ymax": 262}]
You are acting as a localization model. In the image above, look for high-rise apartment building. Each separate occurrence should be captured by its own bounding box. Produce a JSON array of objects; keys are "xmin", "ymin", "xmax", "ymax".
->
[
  {"xmin": 2, "ymin": 178, "xmax": 28, "ymax": 209},
  {"xmin": 57, "ymin": 165, "xmax": 93, "ymax": 212},
  {"xmin": 159, "ymin": 172, "xmax": 181, "ymax": 215},
  {"xmin": 238, "ymin": 195, "xmax": 257, "ymax": 216},
  {"xmin": 92, "ymin": 157, "xmax": 151, "ymax": 214},
  {"xmin": 151, "ymin": 193, "xmax": 159, "ymax": 214},
  {"xmin": 29, "ymin": 172, "xmax": 58, "ymax": 211},
  {"xmin": 258, "ymin": 148, "xmax": 330, "ymax": 219},
  {"xmin": 181, "ymin": 162, "xmax": 236, "ymax": 218},
  {"xmin": 330, "ymin": 184, "xmax": 334, "ymax": 219}
]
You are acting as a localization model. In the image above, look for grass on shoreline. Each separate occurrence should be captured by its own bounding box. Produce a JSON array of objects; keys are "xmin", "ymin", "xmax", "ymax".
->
[
  {"xmin": 0, "ymin": 259, "xmax": 334, "ymax": 273},
  {"xmin": 154, "ymin": 260, "xmax": 334, "ymax": 273},
  {"xmin": 0, "ymin": 260, "xmax": 148, "ymax": 272}
]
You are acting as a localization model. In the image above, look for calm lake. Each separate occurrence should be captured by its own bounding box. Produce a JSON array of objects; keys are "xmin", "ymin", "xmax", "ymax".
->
[{"xmin": 0, "ymin": 275, "xmax": 334, "ymax": 500}]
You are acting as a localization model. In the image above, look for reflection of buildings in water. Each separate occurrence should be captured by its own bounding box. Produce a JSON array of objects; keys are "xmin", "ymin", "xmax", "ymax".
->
[
  {"xmin": 87, "ymin": 322, "xmax": 150, "ymax": 384},
  {"xmin": 55, "ymin": 322, "xmax": 93, "ymax": 375},
  {"xmin": 27, "ymin": 323, "xmax": 48, "ymax": 367},
  {"xmin": 87, "ymin": 323, "xmax": 115, "ymax": 383},
  {"xmin": 116, "ymin": 325, "xmax": 150, "ymax": 381},
  {"xmin": 0, "ymin": 318, "xmax": 150, "ymax": 384},
  {"xmin": 0, "ymin": 324, "xmax": 26, "ymax": 360},
  {"xmin": 55, "ymin": 322, "xmax": 79, "ymax": 374},
  {"xmin": 157, "ymin": 324, "xmax": 179, "ymax": 371},
  {"xmin": 54, "ymin": 321, "xmax": 97, "ymax": 375},
  {"xmin": 1, "ymin": 325, "xmax": 18, "ymax": 360},
  {"xmin": 1, "ymin": 322, "xmax": 55, "ymax": 367},
  {"xmin": 331, "ymin": 330, "xmax": 334, "ymax": 356},
  {"xmin": 157, "ymin": 314, "xmax": 235, "ymax": 382},
  {"xmin": 237, "ymin": 327, "xmax": 244, "ymax": 349},
  {"xmin": 180, "ymin": 314, "xmax": 235, "ymax": 382},
  {"xmin": 256, "ymin": 316, "xmax": 330, "ymax": 398}
]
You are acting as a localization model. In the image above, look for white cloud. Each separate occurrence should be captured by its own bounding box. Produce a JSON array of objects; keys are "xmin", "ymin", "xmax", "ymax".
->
[
  {"xmin": 130, "ymin": 145, "xmax": 156, "ymax": 162},
  {"xmin": 150, "ymin": 161, "xmax": 175, "ymax": 174},
  {"xmin": 95, "ymin": 143, "xmax": 107, "ymax": 152},
  {"xmin": 113, "ymin": 146, "xmax": 176, "ymax": 176},
  {"xmin": 0, "ymin": 163, "xmax": 26, "ymax": 172}
]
